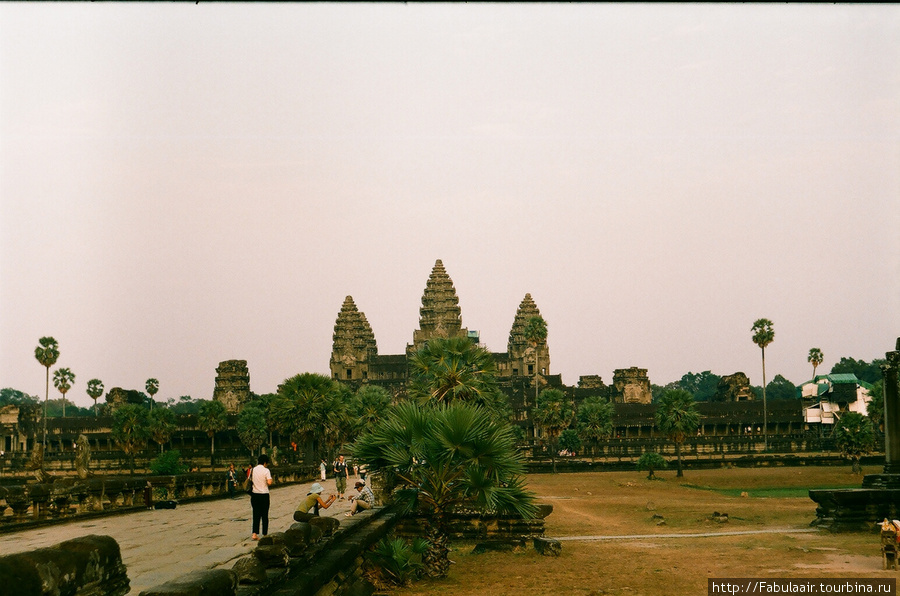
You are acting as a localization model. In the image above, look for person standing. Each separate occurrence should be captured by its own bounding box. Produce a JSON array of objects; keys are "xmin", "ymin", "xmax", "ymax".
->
[
  {"xmin": 333, "ymin": 454, "xmax": 349, "ymax": 500},
  {"xmin": 319, "ymin": 458, "xmax": 327, "ymax": 481},
  {"xmin": 226, "ymin": 463, "xmax": 238, "ymax": 498},
  {"xmin": 248, "ymin": 454, "xmax": 273, "ymax": 540}
]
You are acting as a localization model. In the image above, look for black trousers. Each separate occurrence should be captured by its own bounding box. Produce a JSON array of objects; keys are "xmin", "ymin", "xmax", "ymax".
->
[{"xmin": 250, "ymin": 492, "xmax": 270, "ymax": 535}]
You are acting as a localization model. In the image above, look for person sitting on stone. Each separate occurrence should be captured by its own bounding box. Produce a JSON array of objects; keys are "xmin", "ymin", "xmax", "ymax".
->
[
  {"xmin": 346, "ymin": 481, "xmax": 374, "ymax": 517},
  {"xmin": 293, "ymin": 482, "xmax": 336, "ymax": 522}
]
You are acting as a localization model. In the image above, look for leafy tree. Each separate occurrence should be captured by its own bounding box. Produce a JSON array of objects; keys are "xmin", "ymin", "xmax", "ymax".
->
[
  {"xmin": 34, "ymin": 336, "xmax": 59, "ymax": 447},
  {"xmin": 523, "ymin": 315, "xmax": 548, "ymax": 407},
  {"xmin": 408, "ymin": 336, "xmax": 508, "ymax": 417},
  {"xmin": 831, "ymin": 357, "xmax": 887, "ymax": 385},
  {"xmin": 833, "ymin": 411, "xmax": 876, "ymax": 474},
  {"xmin": 655, "ymin": 389, "xmax": 700, "ymax": 478},
  {"xmin": 558, "ymin": 428, "xmax": 581, "ymax": 454},
  {"xmin": 167, "ymin": 395, "xmax": 201, "ymax": 415},
  {"xmin": 52, "ymin": 367, "xmax": 75, "ymax": 417},
  {"xmin": 808, "ymin": 348, "xmax": 824, "ymax": 379},
  {"xmin": 146, "ymin": 378, "xmax": 159, "ymax": 409},
  {"xmin": 532, "ymin": 388, "xmax": 575, "ymax": 473},
  {"xmin": 0, "ymin": 387, "xmax": 39, "ymax": 406},
  {"xmin": 197, "ymin": 400, "xmax": 228, "ymax": 469},
  {"xmin": 751, "ymin": 318, "xmax": 775, "ymax": 450},
  {"xmin": 765, "ymin": 374, "xmax": 797, "ymax": 401},
  {"xmin": 353, "ymin": 401, "xmax": 536, "ymax": 579},
  {"xmin": 86, "ymin": 379, "xmax": 104, "ymax": 416},
  {"xmin": 237, "ymin": 402, "xmax": 268, "ymax": 457},
  {"xmin": 269, "ymin": 373, "xmax": 349, "ymax": 461},
  {"xmin": 636, "ymin": 452, "xmax": 668, "ymax": 479},
  {"xmin": 867, "ymin": 380, "xmax": 885, "ymax": 433},
  {"xmin": 674, "ymin": 371, "xmax": 721, "ymax": 402},
  {"xmin": 576, "ymin": 396, "xmax": 614, "ymax": 461},
  {"xmin": 147, "ymin": 407, "xmax": 176, "ymax": 453},
  {"xmin": 112, "ymin": 403, "xmax": 149, "ymax": 475},
  {"xmin": 149, "ymin": 449, "xmax": 187, "ymax": 475},
  {"xmin": 352, "ymin": 385, "xmax": 393, "ymax": 436},
  {"xmin": 366, "ymin": 537, "xmax": 429, "ymax": 587}
]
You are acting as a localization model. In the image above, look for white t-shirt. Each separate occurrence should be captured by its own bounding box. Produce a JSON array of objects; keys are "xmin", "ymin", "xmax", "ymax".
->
[{"xmin": 250, "ymin": 464, "xmax": 272, "ymax": 494}]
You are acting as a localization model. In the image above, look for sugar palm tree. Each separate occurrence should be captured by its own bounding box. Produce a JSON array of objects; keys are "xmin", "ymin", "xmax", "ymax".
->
[
  {"xmin": 751, "ymin": 318, "xmax": 775, "ymax": 451},
  {"xmin": 532, "ymin": 388, "xmax": 575, "ymax": 473},
  {"xmin": 52, "ymin": 367, "xmax": 75, "ymax": 417},
  {"xmin": 576, "ymin": 396, "xmax": 614, "ymax": 461},
  {"xmin": 112, "ymin": 404, "xmax": 148, "ymax": 475},
  {"xmin": 353, "ymin": 401, "xmax": 536, "ymax": 578},
  {"xmin": 808, "ymin": 348, "xmax": 824, "ymax": 379},
  {"xmin": 834, "ymin": 411, "xmax": 876, "ymax": 475},
  {"xmin": 269, "ymin": 373, "xmax": 349, "ymax": 462},
  {"xmin": 34, "ymin": 336, "xmax": 59, "ymax": 447},
  {"xmin": 655, "ymin": 389, "xmax": 700, "ymax": 478},
  {"xmin": 197, "ymin": 400, "xmax": 228, "ymax": 469},
  {"xmin": 408, "ymin": 336, "xmax": 507, "ymax": 418},
  {"xmin": 523, "ymin": 315, "xmax": 548, "ymax": 407},
  {"xmin": 145, "ymin": 378, "xmax": 159, "ymax": 410},
  {"xmin": 86, "ymin": 379, "xmax": 104, "ymax": 416},
  {"xmin": 147, "ymin": 406, "xmax": 176, "ymax": 453}
]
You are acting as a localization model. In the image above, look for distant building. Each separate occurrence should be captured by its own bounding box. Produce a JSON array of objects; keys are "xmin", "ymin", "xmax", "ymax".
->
[{"xmin": 801, "ymin": 373, "xmax": 874, "ymax": 426}]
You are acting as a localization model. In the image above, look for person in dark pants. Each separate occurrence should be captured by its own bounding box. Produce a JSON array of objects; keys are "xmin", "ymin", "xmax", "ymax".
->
[
  {"xmin": 248, "ymin": 454, "xmax": 273, "ymax": 540},
  {"xmin": 226, "ymin": 463, "xmax": 238, "ymax": 498}
]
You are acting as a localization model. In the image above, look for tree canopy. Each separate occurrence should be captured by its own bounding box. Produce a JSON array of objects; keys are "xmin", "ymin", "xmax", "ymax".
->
[{"xmin": 655, "ymin": 389, "xmax": 700, "ymax": 478}]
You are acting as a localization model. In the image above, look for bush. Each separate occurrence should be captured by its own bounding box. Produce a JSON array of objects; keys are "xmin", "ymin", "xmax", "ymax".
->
[
  {"xmin": 636, "ymin": 452, "xmax": 668, "ymax": 479},
  {"xmin": 150, "ymin": 449, "xmax": 187, "ymax": 475},
  {"xmin": 366, "ymin": 537, "xmax": 428, "ymax": 587}
]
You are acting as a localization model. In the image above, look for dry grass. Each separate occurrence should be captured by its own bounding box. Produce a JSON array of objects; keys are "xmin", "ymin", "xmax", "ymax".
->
[{"xmin": 388, "ymin": 465, "xmax": 892, "ymax": 596}]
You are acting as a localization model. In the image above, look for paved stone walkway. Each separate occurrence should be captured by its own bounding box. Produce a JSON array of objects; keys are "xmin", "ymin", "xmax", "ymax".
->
[{"xmin": 3, "ymin": 477, "xmax": 355, "ymax": 595}]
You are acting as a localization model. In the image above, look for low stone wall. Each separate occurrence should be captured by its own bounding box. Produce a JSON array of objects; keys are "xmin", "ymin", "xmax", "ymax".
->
[
  {"xmin": 138, "ymin": 505, "xmax": 402, "ymax": 596},
  {"xmin": 0, "ymin": 534, "xmax": 129, "ymax": 596},
  {"xmin": 394, "ymin": 504, "xmax": 553, "ymax": 541},
  {"xmin": 0, "ymin": 465, "xmax": 317, "ymax": 533}
]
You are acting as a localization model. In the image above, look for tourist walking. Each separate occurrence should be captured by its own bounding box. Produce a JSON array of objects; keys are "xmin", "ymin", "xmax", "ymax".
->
[
  {"xmin": 319, "ymin": 458, "xmax": 327, "ymax": 481},
  {"xmin": 333, "ymin": 455, "xmax": 349, "ymax": 500},
  {"xmin": 248, "ymin": 454, "xmax": 273, "ymax": 540},
  {"xmin": 346, "ymin": 481, "xmax": 374, "ymax": 517},
  {"xmin": 293, "ymin": 482, "xmax": 336, "ymax": 522}
]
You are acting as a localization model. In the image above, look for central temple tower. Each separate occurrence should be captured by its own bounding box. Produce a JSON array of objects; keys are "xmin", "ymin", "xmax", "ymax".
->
[{"xmin": 408, "ymin": 259, "xmax": 469, "ymax": 354}]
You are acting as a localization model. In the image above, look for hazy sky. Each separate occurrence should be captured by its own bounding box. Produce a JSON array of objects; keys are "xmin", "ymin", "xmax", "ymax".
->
[{"xmin": 2, "ymin": 4, "xmax": 898, "ymax": 409}]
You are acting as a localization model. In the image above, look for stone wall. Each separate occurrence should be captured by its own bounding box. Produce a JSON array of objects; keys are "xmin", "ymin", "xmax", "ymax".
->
[{"xmin": 0, "ymin": 534, "xmax": 129, "ymax": 596}]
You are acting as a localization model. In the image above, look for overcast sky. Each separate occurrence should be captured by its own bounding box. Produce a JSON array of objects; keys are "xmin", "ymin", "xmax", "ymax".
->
[{"xmin": 1, "ymin": 4, "xmax": 898, "ymax": 409}]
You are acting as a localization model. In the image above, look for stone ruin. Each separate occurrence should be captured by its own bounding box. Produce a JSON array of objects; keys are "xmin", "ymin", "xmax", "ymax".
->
[
  {"xmin": 105, "ymin": 387, "xmax": 147, "ymax": 410},
  {"xmin": 715, "ymin": 372, "xmax": 754, "ymax": 401},
  {"xmin": 213, "ymin": 360, "xmax": 251, "ymax": 414},
  {"xmin": 611, "ymin": 367, "xmax": 652, "ymax": 404}
]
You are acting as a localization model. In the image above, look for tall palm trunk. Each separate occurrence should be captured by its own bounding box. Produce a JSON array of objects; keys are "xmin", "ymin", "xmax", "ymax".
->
[
  {"xmin": 423, "ymin": 517, "xmax": 451, "ymax": 578},
  {"xmin": 675, "ymin": 440, "xmax": 683, "ymax": 477},
  {"xmin": 761, "ymin": 347, "xmax": 768, "ymax": 451},
  {"xmin": 43, "ymin": 366, "xmax": 49, "ymax": 448}
]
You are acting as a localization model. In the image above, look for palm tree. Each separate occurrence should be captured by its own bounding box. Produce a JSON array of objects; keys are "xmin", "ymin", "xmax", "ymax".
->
[
  {"xmin": 237, "ymin": 402, "xmax": 268, "ymax": 457},
  {"xmin": 145, "ymin": 378, "xmax": 159, "ymax": 409},
  {"xmin": 52, "ymin": 367, "xmax": 75, "ymax": 418},
  {"xmin": 834, "ymin": 411, "xmax": 876, "ymax": 475},
  {"xmin": 532, "ymin": 388, "xmax": 575, "ymax": 473},
  {"xmin": 655, "ymin": 389, "xmax": 700, "ymax": 478},
  {"xmin": 352, "ymin": 385, "xmax": 393, "ymax": 436},
  {"xmin": 408, "ymin": 336, "xmax": 507, "ymax": 417},
  {"xmin": 751, "ymin": 318, "xmax": 775, "ymax": 451},
  {"xmin": 269, "ymin": 373, "xmax": 349, "ymax": 462},
  {"xmin": 147, "ymin": 407, "xmax": 176, "ymax": 453},
  {"xmin": 34, "ymin": 336, "xmax": 59, "ymax": 448},
  {"xmin": 112, "ymin": 404, "xmax": 148, "ymax": 475},
  {"xmin": 808, "ymin": 348, "xmax": 824, "ymax": 379},
  {"xmin": 353, "ymin": 401, "xmax": 537, "ymax": 578},
  {"xmin": 86, "ymin": 379, "xmax": 104, "ymax": 416},
  {"xmin": 576, "ymin": 396, "xmax": 614, "ymax": 461},
  {"xmin": 523, "ymin": 315, "xmax": 548, "ymax": 407},
  {"xmin": 197, "ymin": 400, "xmax": 228, "ymax": 469}
]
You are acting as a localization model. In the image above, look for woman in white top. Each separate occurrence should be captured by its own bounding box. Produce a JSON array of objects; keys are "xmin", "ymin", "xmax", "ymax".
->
[{"xmin": 248, "ymin": 453, "xmax": 273, "ymax": 540}]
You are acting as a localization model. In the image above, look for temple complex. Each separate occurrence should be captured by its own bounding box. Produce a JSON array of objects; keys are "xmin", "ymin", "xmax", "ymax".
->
[{"xmin": 212, "ymin": 359, "xmax": 251, "ymax": 414}]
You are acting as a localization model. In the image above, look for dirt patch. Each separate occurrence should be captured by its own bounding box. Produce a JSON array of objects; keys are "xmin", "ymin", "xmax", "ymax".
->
[{"xmin": 388, "ymin": 466, "xmax": 891, "ymax": 596}]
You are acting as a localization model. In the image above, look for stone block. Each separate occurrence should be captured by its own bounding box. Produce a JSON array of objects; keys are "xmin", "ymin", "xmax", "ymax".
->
[
  {"xmin": 258, "ymin": 531, "xmax": 286, "ymax": 546},
  {"xmin": 231, "ymin": 555, "xmax": 268, "ymax": 584},
  {"xmin": 533, "ymin": 537, "xmax": 561, "ymax": 556},
  {"xmin": 254, "ymin": 544, "xmax": 291, "ymax": 568},
  {"xmin": 284, "ymin": 523, "xmax": 313, "ymax": 555},
  {"xmin": 0, "ymin": 534, "xmax": 129, "ymax": 596},
  {"xmin": 309, "ymin": 515, "xmax": 340, "ymax": 537},
  {"xmin": 137, "ymin": 569, "xmax": 237, "ymax": 596},
  {"xmin": 471, "ymin": 539, "xmax": 526, "ymax": 554}
]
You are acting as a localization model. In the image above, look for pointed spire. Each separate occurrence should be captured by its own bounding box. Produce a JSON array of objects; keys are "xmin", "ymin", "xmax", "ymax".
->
[
  {"xmin": 330, "ymin": 296, "xmax": 377, "ymax": 379},
  {"xmin": 411, "ymin": 259, "xmax": 467, "ymax": 351},
  {"xmin": 508, "ymin": 293, "xmax": 545, "ymax": 354}
]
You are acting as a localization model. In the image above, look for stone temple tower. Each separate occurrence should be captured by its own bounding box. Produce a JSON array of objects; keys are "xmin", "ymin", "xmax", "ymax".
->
[
  {"xmin": 330, "ymin": 296, "xmax": 378, "ymax": 381},
  {"xmin": 408, "ymin": 260, "xmax": 468, "ymax": 354},
  {"xmin": 507, "ymin": 293, "xmax": 550, "ymax": 379},
  {"xmin": 213, "ymin": 360, "xmax": 251, "ymax": 413}
]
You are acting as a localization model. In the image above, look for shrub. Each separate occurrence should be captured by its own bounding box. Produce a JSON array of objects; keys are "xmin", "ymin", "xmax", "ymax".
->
[
  {"xmin": 636, "ymin": 452, "xmax": 668, "ymax": 479},
  {"xmin": 150, "ymin": 449, "xmax": 187, "ymax": 475},
  {"xmin": 366, "ymin": 537, "xmax": 428, "ymax": 587}
]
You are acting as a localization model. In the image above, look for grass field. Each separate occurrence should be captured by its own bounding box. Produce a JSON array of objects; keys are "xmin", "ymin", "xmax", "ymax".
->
[{"xmin": 387, "ymin": 465, "xmax": 892, "ymax": 596}]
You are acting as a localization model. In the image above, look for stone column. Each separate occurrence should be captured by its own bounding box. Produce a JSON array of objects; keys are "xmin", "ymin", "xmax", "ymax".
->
[{"xmin": 882, "ymin": 338, "xmax": 900, "ymax": 474}]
